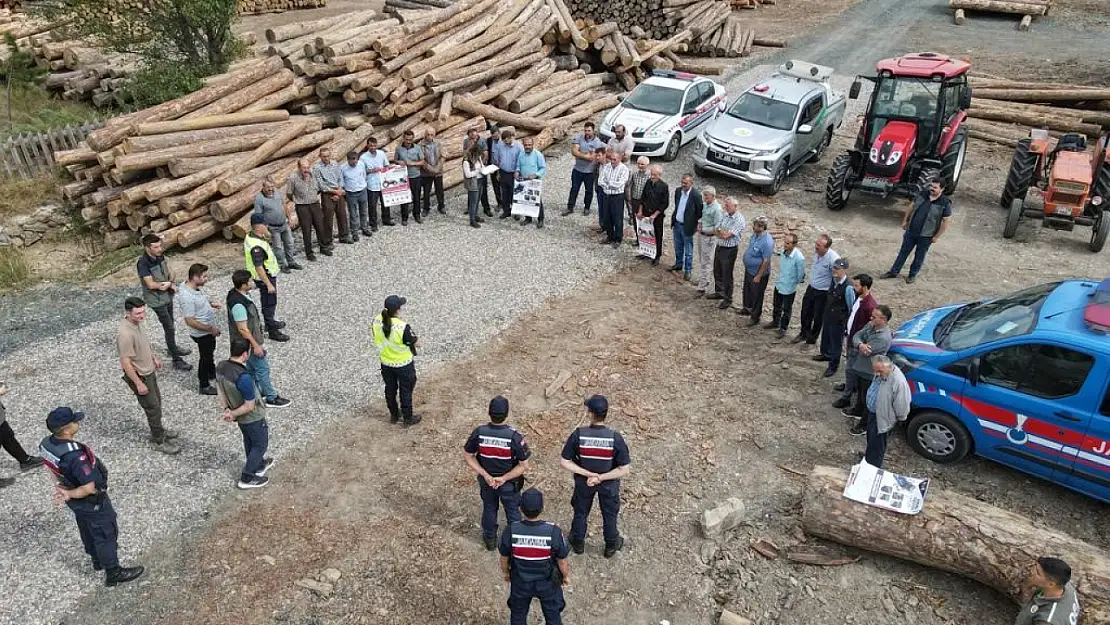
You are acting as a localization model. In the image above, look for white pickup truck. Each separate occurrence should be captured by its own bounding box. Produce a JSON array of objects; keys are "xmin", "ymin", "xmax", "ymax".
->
[{"xmin": 694, "ymin": 60, "xmax": 846, "ymax": 195}]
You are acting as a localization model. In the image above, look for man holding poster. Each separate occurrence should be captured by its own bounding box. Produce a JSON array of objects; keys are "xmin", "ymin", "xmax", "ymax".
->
[
  {"xmin": 637, "ymin": 165, "xmax": 668, "ymax": 265},
  {"xmin": 395, "ymin": 130, "xmax": 425, "ymax": 225},
  {"xmin": 513, "ymin": 137, "xmax": 546, "ymax": 228},
  {"xmin": 378, "ymin": 164, "xmax": 413, "ymax": 224}
]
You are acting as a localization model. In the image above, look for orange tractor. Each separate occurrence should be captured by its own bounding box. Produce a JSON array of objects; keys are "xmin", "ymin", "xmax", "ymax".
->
[{"xmin": 1000, "ymin": 129, "xmax": 1110, "ymax": 252}]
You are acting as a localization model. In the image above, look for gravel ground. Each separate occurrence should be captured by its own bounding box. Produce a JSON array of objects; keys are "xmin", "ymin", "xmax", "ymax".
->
[{"xmin": 0, "ymin": 148, "xmax": 654, "ymax": 625}]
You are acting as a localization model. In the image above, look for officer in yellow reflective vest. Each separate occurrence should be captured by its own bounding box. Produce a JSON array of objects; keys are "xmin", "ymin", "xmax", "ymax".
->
[
  {"xmin": 372, "ymin": 295, "xmax": 421, "ymax": 427},
  {"xmin": 245, "ymin": 214, "xmax": 289, "ymax": 341}
]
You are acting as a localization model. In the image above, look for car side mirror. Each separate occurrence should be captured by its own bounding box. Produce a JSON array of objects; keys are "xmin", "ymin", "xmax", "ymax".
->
[
  {"xmin": 616, "ymin": 93, "xmax": 626, "ymax": 102},
  {"xmin": 960, "ymin": 86, "xmax": 972, "ymax": 110},
  {"xmin": 797, "ymin": 124, "xmax": 813, "ymax": 134},
  {"xmin": 968, "ymin": 357, "xmax": 981, "ymax": 386},
  {"xmin": 849, "ymin": 80, "xmax": 862, "ymax": 100}
]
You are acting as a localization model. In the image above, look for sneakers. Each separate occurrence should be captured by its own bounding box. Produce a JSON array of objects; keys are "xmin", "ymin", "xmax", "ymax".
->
[
  {"xmin": 237, "ymin": 475, "xmax": 269, "ymax": 489},
  {"xmin": 105, "ymin": 565, "xmax": 145, "ymax": 587},
  {"xmin": 841, "ymin": 408, "xmax": 862, "ymax": 419},
  {"xmin": 403, "ymin": 414, "xmax": 423, "ymax": 428},
  {"xmin": 172, "ymin": 359, "xmax": 192, "ymax": 371},
  {"xmin": 791, "ymin": 334, "xmax": 806, "ymax": 344},
  {"xmin": 603, "ymin": 536, "xmax": 625, "ymax": 558},
  {"xmin": 880, "ymin": 271, "xmax": 899, "ymax": 279},
  {"xmin": 163, "ymin": 429, "xmax": 180, "ymax": 440},
  {"xmin": 200, "ymin": 385, "xmax": 217, "ymax": 396},
  {"xmin": 255, "ymin": 457, "xmax": 276, "ymax": 477},
  {"xmin": 483, "ymin": 536, "xmax": 497, "ymax": 551},
  {"xmin": 570, "ymin": 539, "xmax": 585, "ymax": 555},
  {"xmin": 832, "ymin": 397, "xmax": 851, "ymax": 409},
  {"xmin": 153, "ymin": 440, "xmax": 181, "ymax": 455},
  {"xmin": 849, "ymin": 424, "xmax": 866, "ymax": 436},
  {"xmin": 905, "ymin": 276, "xmax": 917, "ymax": 284},
  {"xmin": 265, "ymin": 396, "xmax": 292, "ymax": 408},
  {"xmin": 19, "ymin": 456, "xmax": 44, "ymax": 471}
]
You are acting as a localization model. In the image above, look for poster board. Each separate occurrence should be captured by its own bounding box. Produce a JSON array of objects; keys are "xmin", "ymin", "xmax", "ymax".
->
[
  {"xmin": 843, "ymin": 460, "xmax": 930, "ymax": 515},
  {"xmin": 377, "ymin": 164, "xmax": 412, "ymax": 207},
  {"xmin": 637, "ymin": 218, "xmax": 657, "ymax": 259},
  {"xmin": 511, "ymin": 178, "xmax": 542, "ymax": 219}
]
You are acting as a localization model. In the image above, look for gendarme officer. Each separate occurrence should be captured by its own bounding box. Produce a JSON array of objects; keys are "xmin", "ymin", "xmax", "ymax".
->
[
  {"xmin": 371, "ymin": 295, "xmax": 421, "ymax": 427},
  {"xmin": 39, "ymin": 407, "xmax": 144, "ymax": 586},
  {"xmin": 464, "ymin": 395, "xmax": 531, "ymax": 550},
  {"xmin": 559, "ymin": 394, "xmax": 631, "ymax": 558},
  {"xmin": 499, "ymin": 488, "xmax": 570, "ymax": 625}
]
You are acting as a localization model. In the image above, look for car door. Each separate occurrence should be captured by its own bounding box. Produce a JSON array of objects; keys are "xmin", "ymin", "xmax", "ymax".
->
[
  {"xmin": 961, "ymin": 342, "xmax": 1095, "ymax": 483},
  {"xmin": 680, "ymin": 82, "xmax": 714, "ymax": 140},
  {"xmin": 1065, "ymin": 368, "xmax": 1110, "ymax": 502},
  {"xmin": 794, "ymin": 94, "xmax": 824, "ymax": 163}
]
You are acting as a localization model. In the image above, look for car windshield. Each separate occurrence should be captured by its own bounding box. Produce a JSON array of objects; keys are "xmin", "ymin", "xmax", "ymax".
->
[
  {"xmin": 937, "ymin": 282, "xmax": 1060, "ymax": 350},
  {"xmin": 872, "ymin": 76, "xmax": 938, "ymax": 120},
  {"xmin": 726, "ymin": 93, "xmax": 797, "ymax": 131},
  {"xmin": 623, "ymin": 84, "xmax": 684, "ymax": 116}
]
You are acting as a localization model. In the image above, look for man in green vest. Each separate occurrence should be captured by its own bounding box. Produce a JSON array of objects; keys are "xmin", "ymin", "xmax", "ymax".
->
[
  {"xmin": 137, "ymin": 233, "xmax": 191, "ymax": 371},
  {"xmin": 227, "ymin": 270, "xmax": 291, "ymax": 409},
  {"xmin": 216, "ymin": 338, "xmax": 275, "ymax": 489},
  {"xmin": 245, "ymin": 214, "xmax": 289, "ymax": 342}
]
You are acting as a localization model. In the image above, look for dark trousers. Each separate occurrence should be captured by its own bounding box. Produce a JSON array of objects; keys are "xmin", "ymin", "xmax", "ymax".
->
[
  {"xmin": 191, "ymin": 334, "xmax": 216, "ymax": 390},
  {"xmin": 478, "ymin": 176, "xmax": 491, "ymax": 212},
  {"xmin": 123, "ymin": 373, "xmax": 164, "ymax": 442},
  {"xmin": 605, "ymin": 193, "xmax": 625, "ymax": 242},
  {"xmin": 408, "ymin": 176, "xmax": 423, "ymax": 221},
  {"xmin": 842, "ymin": 369, "xmax": 873, "ymax": 415},
  {"xmin": 742, "ymin": 271, "xmax": 770, "ymax": 320},
  {"xmin": 648, "ymin": 214, "xmax": 664, "ymax": 259},
  {"xmin": 509, "ymin": 578, "xmax": 565, "ymax": 625},
  {"xmin": 499, "ymin": 171, "xmax": 515, "ymax": 215},
  {"xmin": 295, "ymin": 202, "xmax": 325, "ymax": 256},
  {"xmin": 0, "ymin": 421, "xmax": 30, "ymax": 463},
  {"xmin": 73, "ymin": 496, "xmax": 119, "ymax": 571},
  {"xmin": 567, "ymin": 168, "xmax": 595, "ymax": 212},
  {"xmin": 864, "ymin": 410, "xmax": 888, "ymax": 468},
  {"xmin": 713, "ymin": 245, "xmax": 738, "ymax": 303},
  {"xmin": 770, "ymin": 289, "xmax": 796, "ymax": 331},
  {"xmin": 890, "ymin": 232, "xmax": 934, "ymax": 279},
  {"xmin": 381, "ymin": 362, "xmax": 416, "ymax": 421},
  {"xmin": 489, "ymin": 170, "xmax": 502, "ymax": 208},
  {"xmin": 321, "ymin": 192, "xmax": 347, "ymax": 241},
  {"xmin": 253, "ymin": 276, "xmax": 279, "ymax": 332},
  {"xmin": 798, "ymin": 286, "xmax": 828, "ymax": 342},
  {"xmin": 150, "ymin": 303, "xmax": 182, "ymax": 359},
  {"xmin": 421, "ymin": 175, "xmax": 444, "ymax": 213},
  {"xmin": 238, "ymin": 419, "xmax": 269, "ymax": 482},
  {"xmin": 478, "ymin": 477, "xmax": 521, "ymax": 538},
  {"xmin": 366, "ymin": 190, "xmax": 382, "ymax": 228},
  {"xmin": 570, "ymin": 478, "xmax": 620, "ymax": 547},
  {"xmin": 820, "ymin": 319, "xmax": 846, "ymax": 369}
]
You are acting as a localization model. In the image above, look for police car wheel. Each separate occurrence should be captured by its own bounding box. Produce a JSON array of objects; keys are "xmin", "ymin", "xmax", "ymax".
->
[
  {"xmin": 906, "ymin": 410, "xmax": 972, "ymax": 464},
  {"xmin": 663, "ymin": 134, "xmax": 681, "ymax": 162}
]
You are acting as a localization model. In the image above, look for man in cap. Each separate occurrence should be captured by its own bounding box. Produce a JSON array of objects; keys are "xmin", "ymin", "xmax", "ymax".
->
[
  {"xmin": 252, "ymin": 177, "xmax": 302, "ymax": 272},
  {"xmin": 39, "ymin": 407, "xmax": 145, "ymax": 586},
  {"xmin": 245, "ymin": 214, "xmax": 289, "ymax": 342},
  {"xmin": 464, "ymin": 395, "xmax": 532, "ymax": 550},
  {"xmin": 216, "ymin": 338, "xmax": 276, "ymax": 489},
  {"xmin": 499, "ymin": 488, "xmax": 571, "ymax": 625},
  {"xmin": 813, "ymin": 257, "xmax": 854, "ymax": 378},
  {"xmin": 559, "ymin": 395, "xmax": 631, "ymax": 558}
]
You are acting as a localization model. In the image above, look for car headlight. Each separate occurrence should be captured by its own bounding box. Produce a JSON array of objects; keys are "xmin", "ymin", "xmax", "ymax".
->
[
  {"xmin": 1093, "ymin": 195, "xmax": 1104, "ymax": 206},
  {"xmin": 752, "ymin": 149, "xmax": 779, "ymax": 158},
  {"xmin": 697, "ymin": 133, "xmax": 710, "ymax": 146},
  {"xmin": 644, "ymin": 129, "xmax": 664, "ymax": 139},
  {"xmin": 869, "ymin": 147, "xmax": 880, "ymax": 162},
  {"xmin": 886, "ymin": 150, "xmax": 902, "ymax": 165}
]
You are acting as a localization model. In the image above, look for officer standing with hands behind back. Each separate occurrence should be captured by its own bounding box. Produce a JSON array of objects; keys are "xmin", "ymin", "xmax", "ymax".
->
[
  {"xmin": 464, "ymin": 395, "xmax": 531, "ymax": 550},
  {"xmin": 560, "ymin": 394, "xmax": 631, "ymax": 558},
  {"xmin": 371, "ymin": 296, "xmax": 421, "ymax": 427},
  {"xmin": 39, "ymin": 407, "xmax": 144, "ymax": 586},
  {"xmin": 500, "ymin": 488, "xmax": 570, "ymax": 625}
]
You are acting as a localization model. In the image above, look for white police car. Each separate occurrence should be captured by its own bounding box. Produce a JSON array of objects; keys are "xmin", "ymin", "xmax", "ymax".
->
[{"xmin": 598, "ymin": 70, "xmax": 727, "ymax": 162}]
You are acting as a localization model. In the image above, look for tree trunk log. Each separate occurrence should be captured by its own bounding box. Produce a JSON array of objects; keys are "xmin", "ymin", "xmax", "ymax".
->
[
  {"xmin": 431, "ymin": 49, "xmax": 546, "ymax": 95},
  {"xmin": 182, "ymin": 69, "xmax": 295, "ymax": 119},
  {"xmin": 123, "ymin": 121, "xmax": 299, "ymax": 154},
  {"xmin": 133, "ymin": 110, "xmax": 290, "ymax": 136},
  {"xmin": 521, "ymin": 73, "xmax": 614, "ymax": 117},
  {"xmin": 265, "ymin": 13, "xmax": 353, "ymax": 44},
  {"xmin": 972, "ymin": 88, "xmax": 1110, "ymax": 103},
  {"xmin": 116, "ymin": 133, "xmax": 273, "ymax": 173},
  {"xmin": 801, "ymin": 465, "xmax": 1110, "ymax": 624},
  {"xmin": 967, "ymin": 106, "xmax": 1102, "ymax": 135},
  {"xmin": 509, "ymin": 69, "xmax": 586, "ymax": 112},
  {"xmin": 217, "ymin": 157, "xmax": 300, "ymax": 197},
  {"xmin": 453, "ymin": 95, "xmax": 560, "ymax": 132},
  {"xmin": 552, "ymin": 93, "xmax": 621, "ymax": 125},
  {"xmin": 947, "ymin": 0, "xmax": 1049, "ymax": 15},
  {"xmin": 546, "ymin": 0, "xmax": 588, "ymax": 49},
  {"xmin": 240, "ymin": 84, "xmax": 302, "ymax": 113}
]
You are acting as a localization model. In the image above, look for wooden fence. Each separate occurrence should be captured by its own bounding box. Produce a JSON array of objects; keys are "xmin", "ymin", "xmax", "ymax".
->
[{"xmin": 0, "ymin": 120, "xmax": 103, "ymax": 179}]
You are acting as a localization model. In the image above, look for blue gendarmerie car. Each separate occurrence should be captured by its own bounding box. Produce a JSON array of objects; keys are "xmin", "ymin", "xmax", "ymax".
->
[{"xmin": 889, "ymin": 278, "xmax": 1110, "ymax": 503}]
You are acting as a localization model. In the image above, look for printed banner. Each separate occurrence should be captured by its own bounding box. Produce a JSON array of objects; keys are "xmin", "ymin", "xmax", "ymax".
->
[
  {"xmin": 637, "ymin": 218, "xmax": 657, "ymax": 259},
  {"xmin": 377, "ymin": 164, "xmax": 412, "ymax": 207},
  {"xmin": 510, "ymin": 178, "xmax": 542, "ymax": 219},
  {"xmin": 842, "ymin": 461, "xmax": 930, "ymax": 515}
]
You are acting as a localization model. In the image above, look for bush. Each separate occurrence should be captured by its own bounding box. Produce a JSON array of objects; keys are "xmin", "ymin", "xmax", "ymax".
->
[
  {"xmin": 0, "ymin": 246, "xmax": 32, "ymax": 290},
  {"xmin": 121, "ymin": 61, "xmax": 207, "ymax": 110}
]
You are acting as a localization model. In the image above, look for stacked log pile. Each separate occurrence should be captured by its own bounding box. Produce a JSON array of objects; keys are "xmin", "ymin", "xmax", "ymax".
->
[
  {"xmin": 237, "ymin": 0, "xmax": 327, "ymax": 15},
  {"xmin": 949, "ymin": 0, "xmax": 1051, "ymax": 30},
  {"xmin": 964, "ymin": 75, "xmax": 1110, "ymax": 147},
  {"xmin": 54, "ymin": 2, "xmax": 630, "ymax": 251}
]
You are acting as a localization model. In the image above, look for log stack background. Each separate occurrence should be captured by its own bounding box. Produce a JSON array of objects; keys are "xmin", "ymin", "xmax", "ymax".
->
[
  {"xmin": 237, "ymin": 0, "xmax": 327, "ymax": 16},
  {"xmin": 963, "ymin": 75, "xmax": 1110, "ymax": 148},
  {"xmin": 949, "ymin": 0, "xmax": 1051, "ymax": 30}
]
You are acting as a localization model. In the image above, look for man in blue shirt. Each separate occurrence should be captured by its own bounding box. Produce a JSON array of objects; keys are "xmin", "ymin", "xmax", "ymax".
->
[
  {"xmin": 216, "ymin": 338, "xmax": 275, "ymax": 489},
  {"xmin": 515, "ymin": 136, "xmax": 547, "ymax": 228},
  {"xmin": 793, "ymin": 234, "xmax": 840, "ymax": 345},
  {"xmin": 740, "ymin": 216, "xmax": 775, "ymax": 325},
  {"xmin": 340, "ymin": 151, "xmax": 370, "ymax": 242},
  {"xmin": 765, "ymin": 233, "xmax": 805, "ymax": 339},
  {"xmin": 491, "ymin": 129, "xmax": 523, "ymax": 219},
  {"xmin": 395, "ymin": 130, "xmax": 425, "ymax": 225},
  {"xmin": 880, "ymin": 177, "xmax": 951, "ymax": 284},
  {"xmin": 564, "ymin": 121, "xmax": 604, "ymax": 217}
]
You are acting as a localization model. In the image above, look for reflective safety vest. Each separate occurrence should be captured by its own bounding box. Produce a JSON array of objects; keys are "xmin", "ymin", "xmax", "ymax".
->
[
  {"xmin": 372, "ymin": 313, "xmax": 414, "ymax": 367},
  {"xmin": 244, "ymin": 234, "xmax": 279, "ymax": 280}
]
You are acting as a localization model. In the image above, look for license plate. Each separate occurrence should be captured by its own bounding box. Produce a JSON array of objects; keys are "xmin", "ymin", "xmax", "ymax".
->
[
  {"xmin": 711, "ymin": 150, "xmax": 743, "ymax": 165},
  {"xmin": 1054, "ymin": 205, "xmax": 1072, "ymax": 216}
]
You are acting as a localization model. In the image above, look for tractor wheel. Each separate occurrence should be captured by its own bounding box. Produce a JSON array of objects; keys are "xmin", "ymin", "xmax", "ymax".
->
[
  {"xmin": 999, "ymin": 138, "xmax": 1037, "ymax": 210},
  {"xmin": 1093, "ymin": 162, "xmax": 1110, "ymax": 206},
  {"xmin": 825, "ymin": 153, "xmax": 854, "ymax": 211},
  {"xmin": 1003, "ymin": 198, "xmax": 1023, "ymax": 239},
  {"xmin": 939, "ymin": 127, "xmax": 968, "ymax": 194},
  {"xmin": 916, "ymin": 167, "xmax": 940, "ymax": 196},
  {"xmin": 1090, "ymin": 210, "xmax": 1110, "ymax": 253}
]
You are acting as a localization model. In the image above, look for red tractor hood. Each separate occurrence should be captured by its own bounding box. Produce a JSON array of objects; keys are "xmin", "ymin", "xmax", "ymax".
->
[{"xmin": 867, "ymin": 121, "xmax": 918, "ymax": 179}]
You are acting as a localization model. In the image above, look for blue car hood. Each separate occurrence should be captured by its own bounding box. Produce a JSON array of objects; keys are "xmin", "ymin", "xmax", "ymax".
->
[{"xmin": 890, "ymin": 304, "xmax": 962, "ymax": 358}]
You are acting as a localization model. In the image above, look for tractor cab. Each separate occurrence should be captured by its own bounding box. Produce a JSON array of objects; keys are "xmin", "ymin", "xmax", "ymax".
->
[{"xmin": 827, "ymin": 53, "xmax": 972, "ymax": 211}]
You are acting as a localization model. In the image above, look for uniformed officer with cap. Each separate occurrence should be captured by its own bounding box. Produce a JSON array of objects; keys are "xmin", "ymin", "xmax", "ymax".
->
[
  {"xmin": 39, "ymin": 407, "xmax": 144, "ymax": 586},
  {"xmin": 560, "ymin": 394, "xmax": 631, "ymax": 558},
  {"xmin": 371, "ymin": 295, "xmax": 421, "ymax": 427},
  {"xmin": 464, "ymin": 395, "xmax": 531, "ymax": 550},
  {"xmin": 499, "ymin": 488, "xmax": 570, "ymax": 625}
]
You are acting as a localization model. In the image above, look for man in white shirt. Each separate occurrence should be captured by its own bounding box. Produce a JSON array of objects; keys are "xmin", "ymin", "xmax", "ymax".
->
[
  {"xmin": 597, "ymin": 151, "xmax": 630, "ymax": 249},
  {"xmin": 359, "ymin": 137, "xmax": 392, "ymax": 229}
]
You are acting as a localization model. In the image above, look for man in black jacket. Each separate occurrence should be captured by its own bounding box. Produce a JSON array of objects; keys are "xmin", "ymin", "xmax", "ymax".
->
[
  {"xmin": 637, "ymin": 165, "xmax": 669, "ymax": 265},
  {"xmin": 671, "ymin": 174, "xmax": 703, "ymax": 281},
  {"xmin": 816, "ymin": 258, "xmax": 852, "ymax": 378}
]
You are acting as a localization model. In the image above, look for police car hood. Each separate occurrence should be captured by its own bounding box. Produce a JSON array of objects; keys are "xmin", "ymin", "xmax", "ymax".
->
[
  {"xmin": 606, "ymin": 105, "xmax": 671, "ymax": 134},
  {"xmin": 706, "ymin": 113, "xmax": 792, "ymax": 152},
  {"xmin": 890, "ymin": 304, "xmax": 962, "ymax": 357}
]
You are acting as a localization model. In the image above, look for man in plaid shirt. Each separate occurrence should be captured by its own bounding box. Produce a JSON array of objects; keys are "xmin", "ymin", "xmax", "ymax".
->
[{"xmin": 626, "ymin": 156, "xmax": 651, "ymax": 246}]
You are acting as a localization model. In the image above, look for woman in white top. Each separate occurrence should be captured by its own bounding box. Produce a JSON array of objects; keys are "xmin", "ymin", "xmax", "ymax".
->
[{"xmin": 462, "ymin": 143, "xmax": 486, "ymax": 229}]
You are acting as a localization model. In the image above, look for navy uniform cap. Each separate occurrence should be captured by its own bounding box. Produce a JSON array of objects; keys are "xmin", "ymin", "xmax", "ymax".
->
[
  {"xmin": 250, "ymin": 213, "xmax": 266, "ymax": 225},
  {"xmin": 46, "ymin": 407, "xmax": 85, "ymax": 430},
  {"xmin": 489, "ymin": 395, "xmax": 509, "ymax": 417},
  {"xmin": 833, "ymin": 257, "xmax": 849, "ymax": 270},
  {"xmin": 520, "ymin": 488, "xmax": 543, "ymax": 512},
  {"xmin": 384, "ymin": 295, "xmax": 407, "ymax": 310},
  {"xmin": 584, "ymin": 394, "xmax": 608, "ymax": 415}
]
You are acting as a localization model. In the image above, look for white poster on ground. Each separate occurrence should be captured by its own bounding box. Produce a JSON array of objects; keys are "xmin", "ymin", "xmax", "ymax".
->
[
  {"xmin": 511, "ymin": 178, "xmax": 542, "ymax": 219},
  {"xmin": 377, "ymin": 164, "xmax": 412, "ymax": 207},
  {"xmin": 637, "ymin": 218, "xmax": 657, "ymax": 259},
  {"xmin": 842, "ymin": 461, "xmax": 930, "ymax": 515}
]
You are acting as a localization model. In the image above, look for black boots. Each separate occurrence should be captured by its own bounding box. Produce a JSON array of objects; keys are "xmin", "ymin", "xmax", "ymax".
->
[{"xmin": 106, "ymin": 565, "xmax": 145, "ymax": 587}]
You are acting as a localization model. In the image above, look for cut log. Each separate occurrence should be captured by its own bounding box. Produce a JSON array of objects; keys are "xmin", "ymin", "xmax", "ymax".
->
[
  {"xmin": 508, "ymin": 69, "xmax": 586, "ymax": 112},
  {"xmin": 546, "ymin": 0, "xmax": 588, "ymax": 49},
  {"xmin": 431, "ymin": 49, "xmax": 546, "ymax": 95},
  {"xmin": 133, "ymin": 110, "xmax": 291, "ymax": 136},
  {"xmin": 453, "ymin": 95, "xmax": 563, "ymax": 132},
  {"xmin": 240, "ymin": 84, "xmax": 302, "ymax": 113},
  {"xmin": 1019, "ymin": 14, "xmax": 1032, "ymax": 30},
  {"xmin": 954, "ymin": 8, "xmax": 966, "ymax": 24},
  {"xmin": 801, "ymin": 465, "xmax": 1110, "ymax": 624},
  {"xmin": 265, "ymin": 13, "xmax": 353, "ymax": 44},
  {"xmin": 496, "ymin": 59, "xmax": 556, "ymax": 107},
  {"xmin": 123, "ymin": 121, "xmax": 298, "ymax": 153},
  {"xmin": 967, "ymin": 106, "xmax": 1101, "ymax": 135},
  {"xmin": 182, "ymin": 69, "xmax": 294, "ymax": 119},
  {"xmin": 947, "ymin": 0, "xmax": 1048, "ymax": 15},
  {"xmin": 973, "ymin": 87, "xmax": 1110, "ymax": 103}
]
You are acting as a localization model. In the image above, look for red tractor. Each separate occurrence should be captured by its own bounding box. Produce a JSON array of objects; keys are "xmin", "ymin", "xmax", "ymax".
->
[{"xmin": 826, "ymin": 52, "xmax": 972, "ymax": 211}]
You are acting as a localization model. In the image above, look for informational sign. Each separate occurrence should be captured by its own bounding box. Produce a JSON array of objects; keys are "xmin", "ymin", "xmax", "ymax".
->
[
  {"xmin": 842, "ymin": 461, "xmax": 930, "ymax": 515},
  {"xmin": 637, "ymin": 218, "xmax": 657, "ymax": 259},
  {"xmin": 511, "ymin": 178, "xmax": 542, "ymax": 219},
  {"xmin": 377, "ymin": 164, "xmax": 412, "ymax": 207},
  {"xmin": 480, "ymin": 164, "xmax": 499, "ymax": 176}
]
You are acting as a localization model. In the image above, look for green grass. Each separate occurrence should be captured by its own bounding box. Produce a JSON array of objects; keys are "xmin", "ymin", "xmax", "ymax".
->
[
  {"xmin": 84, "ymin": 244, "xmax": 141, "ymax": 281},
  {"xmin": 0, "ymin": 83, "xmax": 102, "ymax": 138},
  {"xmin": 0, "ymin": 246, "xmax": 32, "ymax": 290},
  {"xmin": 0, "ymin": 172, "xmax": 62, "ymax": 219}
]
